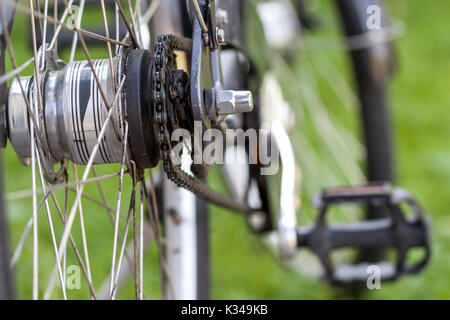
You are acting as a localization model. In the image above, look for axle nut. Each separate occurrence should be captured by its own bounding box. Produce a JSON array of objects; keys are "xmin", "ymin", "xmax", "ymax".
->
[{"xmin": 216, "ymin": 90, "xmax": 254, "ymax": 116}]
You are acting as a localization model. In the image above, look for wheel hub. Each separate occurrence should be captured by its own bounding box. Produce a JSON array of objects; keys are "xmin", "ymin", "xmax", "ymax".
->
[{"xmin": 7, "ymin": 47, "xmax": 192, "ymax": 172}]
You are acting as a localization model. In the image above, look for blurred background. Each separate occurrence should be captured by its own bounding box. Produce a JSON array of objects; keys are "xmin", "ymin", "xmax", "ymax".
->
[{"xmin": 3, "ymin": 0, "xmax": 450, "ymax": 299}]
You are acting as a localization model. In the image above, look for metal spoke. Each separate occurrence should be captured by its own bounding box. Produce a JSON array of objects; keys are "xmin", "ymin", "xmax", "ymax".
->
[
  {"xmin": 302, "ymin": 22, "xmax": 405, "ymax": 52},
  {"xmin": 34, "ymin": 0, "xmax": 43, "ymax": 37},
  {"xmin": 111, "ymin": 162, "xmax": 139, "ymax": 300},
  {"xmin": 44, "ymin": 76, "xmax": 126, "ymax": 299},
  {"xmin": 68, "ymin": 0, "xmax": 86, "ymax": 63},
  {"xmin": 275, "ymin": 54, "xmax": 364, "ymax": 184},
  {"xmin": 29, "ymin": 0, "xmax": 44, "ymax": 114},
  {"xmin": 28, "ymin": 1, "xmax": 40, "ymax": 296},
  {"xmin": 73, "ymin": 164, "xmax": 93, "ymax": 287},
  {"xmin": 2, "ymin": 0, "xmax": 130, "ymax": 49},
  {"xmin": 46, "ymin": 189, "xmax": 97, "ymax": 299},
  {"xmin": 66, "ymin": 188, "xmax": 128, "ymax": 221},
  {"xmin": 131, "ymin": 6, "xmax": 147, "ymax": 48},
  {"xmin": 271, "ymin": 52, "xmax": 365, "ymax": 223},
  {"xmin": 115, "ymin": 1, "xmax": 120, "ymax": 54},
  {"xmin": 303, "ymin": 50, "xmax": 365, "ymax": 161},
  {"xmin": 301, "ymin": 52, "xmax": 364, "ymax": 156},
  {"xmin": 92, "ymin": 167, "xmax": 115, "ymax": 221},
  {"xmin": 48, "ymin": 0, "xmax": 76, "ymax": 50},
  {"xmin": 97, "ymin": 219, "xmax": 153, "ymax": 300},
  {"xmin": 39, "ymin": 0, "xmax": 50, "ymax": 70},
  {"xmin": 30, "ymin": 94, "xmax": 38, "ymax": 300},
  {"xmin": 111, "ymin": 185, "xmax": 133, "ymax": 300},
  {"xmin": 305, "ymin": 49, "xmax": 360, "ymax": 112},
  {"xmin": 11, "ymin": 186, "xmax": 99, "ymax": 299},
  {"xmin": 142, "ymin": 174, "xmax": 174, "ymax": 299},
  {"xmin": 10, "ymin": 192, "xmax": 51, "ymax": 267},
  {"xmin": 190, "ymin": 0, "xmax": 208, "ymax": 36},
  {"xmin": 114, "ymin": 0, "xmax": 139, "ymax": 47},
  {"xmin": 100, "ymin": 0, "xmax": 116, "ymax": 89},
  {"xmin": 36, "ymin": 148, "xmax": 67, "ymax": 299},
  {"xmin": 0, "ymin": 57, "xmax": 34, "ymax": 85},
  {"xmin": 109, "ymin": 122, "xmax": 129, "ymax": 298},
  {"xmin": 140, "ymin": 0, "xmax": 160, "ymax": 26},
  {"xmin": 6, "ymin": 171, "xmax": 126, "ymax": 202},
  {"xmin": 298, "ymin": 71, "xmax": 364, "ymax": 183},
  {"xmin": 131, "ymin": 163, "xmax": 139, "ymax": 300},
  {"xmin": 53, "ymin": 0, "xmax": 59, "ymax": 52},
  {"xmin": 139, "ymin": 181, "xmax": 144, "ymax": 300},
  {"xmin": 62, "ymin": 186, "xmax": 68, "ymax": 294},
  {"xmin": 127, "ymin": 0, "xmax": 138, "ymax": 43}
]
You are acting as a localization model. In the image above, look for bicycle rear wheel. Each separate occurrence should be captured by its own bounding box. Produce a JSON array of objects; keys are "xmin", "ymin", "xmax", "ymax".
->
[{"xmin": 0, "ymin": 0, "xmax": 203, "ymax": 300}]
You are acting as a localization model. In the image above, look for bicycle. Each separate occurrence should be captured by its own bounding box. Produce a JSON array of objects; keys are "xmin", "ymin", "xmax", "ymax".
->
[{"xmin": 0, "ymin": 0, "xmax": 431, "ymax": 300}]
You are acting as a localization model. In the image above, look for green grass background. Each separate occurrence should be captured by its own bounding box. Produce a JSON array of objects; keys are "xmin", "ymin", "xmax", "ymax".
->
[{"xmin": 3, "ymin": 0, "xmax": 450, "ymax": 299}]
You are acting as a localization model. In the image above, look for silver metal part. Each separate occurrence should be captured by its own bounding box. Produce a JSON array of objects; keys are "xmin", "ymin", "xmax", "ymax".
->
[
  {"xmin": 7, "ymin": 77, "xmax": 32, "ymax": 165},
  {"xmin": 216, "ymin": 8, "xmax": 228, "ymax": 27},
  {"xmin": 8, "ymin": 58, "xmax": 123, "ymax": 166},
  {"xmin": 215, "ymin": 90, "xmax": 253, "ymax": 116},
  {"xmin": 164, "ymin": 148, "xmax": 200, "ymax": 300},
  {"xmin": 272, "ymin": 120, "xmax": 298, "ymax": 259},
  {"xmin": 260, "ymin": 73, "xmax": 298, "ymax": 259},
  {"xmin": 215, "ymin": 27, "xmax": 225, "ymax": 45},
  {"xmin": 256, "ymin": 0, "xmax": 301, "ymax": 50}
]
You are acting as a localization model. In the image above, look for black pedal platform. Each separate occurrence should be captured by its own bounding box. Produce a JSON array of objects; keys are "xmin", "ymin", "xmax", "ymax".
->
[{"xmin": 297, "ymin": 183, "xmax": 431, "ymax": 287}]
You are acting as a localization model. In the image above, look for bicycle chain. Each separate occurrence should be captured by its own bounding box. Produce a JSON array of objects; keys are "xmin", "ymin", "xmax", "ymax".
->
[{"xmin": 152, "ymin": 35, "xmax": 251, "ymax": 213}]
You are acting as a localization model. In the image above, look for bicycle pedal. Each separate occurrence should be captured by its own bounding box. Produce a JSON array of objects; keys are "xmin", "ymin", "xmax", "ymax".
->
[{"xmin": 297, "ymin": 182, "xmax": 431, "ymax": 287}]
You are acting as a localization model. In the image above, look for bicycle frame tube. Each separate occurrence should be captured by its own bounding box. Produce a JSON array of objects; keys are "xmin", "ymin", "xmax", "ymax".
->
[
  {"xmin": 335, "ymin": 0, "xmax": 396, "ymax": 262},
  {"xmin": 335, "ymin": 0, "xmax": 396, "ymax": 87},
  {"xmin": 335, "ymin": 0, "xmax": 395, "ymax": 195},
  {"xmin": 163, "ymin": 176, "xmax": 210, "ymax": 300}
]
